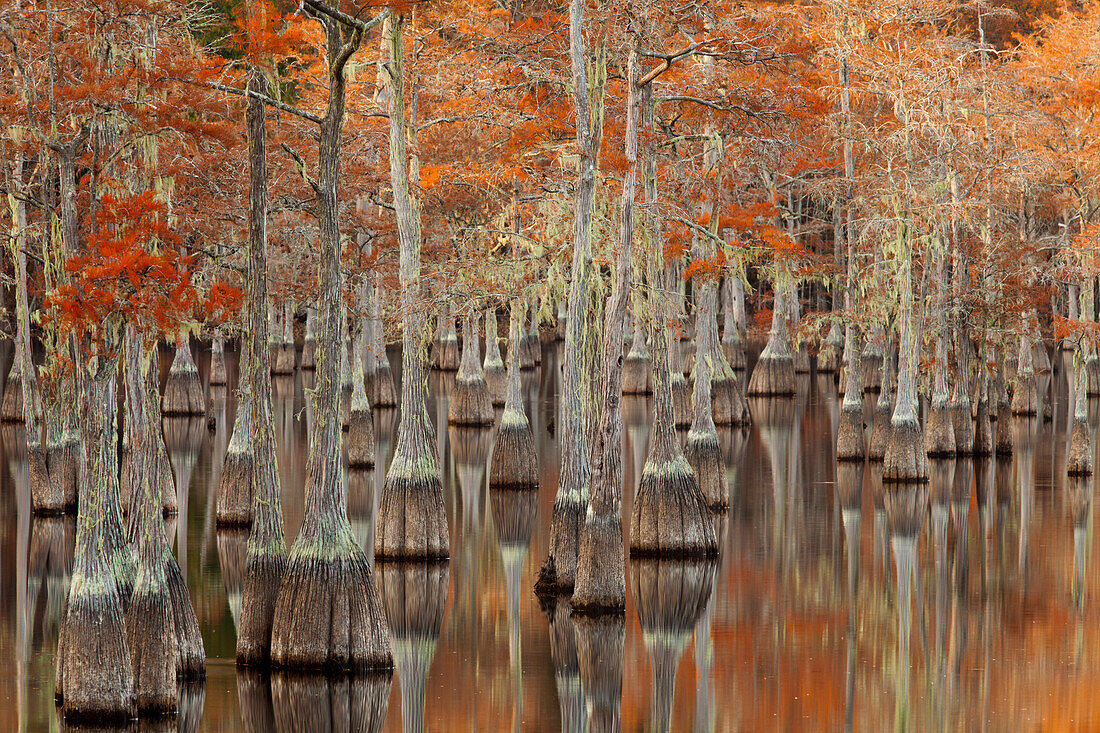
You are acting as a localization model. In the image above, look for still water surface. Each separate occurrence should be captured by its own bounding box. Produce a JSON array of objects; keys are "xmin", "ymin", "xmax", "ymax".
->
[{"xmin": 0, "ymin": 339, "xmax": 1096, "ymax": 731}]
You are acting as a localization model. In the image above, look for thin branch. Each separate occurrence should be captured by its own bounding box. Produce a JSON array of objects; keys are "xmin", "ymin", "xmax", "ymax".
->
[
  {"xmin": 209, "ymin": 81, "xmax": 324, "ymax": 125},
  {"xmin": 280, "ymin": 142, "xmax": 321, "ymax": 196},
  {"xmin": 638, "ymin": 40, "xmax": 714, "ymax": 86}
]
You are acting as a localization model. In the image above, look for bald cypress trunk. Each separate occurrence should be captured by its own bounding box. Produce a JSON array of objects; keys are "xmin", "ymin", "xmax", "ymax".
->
[
  {"xmin": 7, "ymin": 158, "xmax": 50, "ymax": 504},
  {"xmin": 449, "ymin": 312, "xmax": 493, "ymax": 426},
  {"xmin": 347, "ymin": 297, "xmax": 375, "ymax": 469},
  {"xmin": 489, "ymin": 302, "xmax": 539, "ymax": 490},
  {"xmin": 883, "ymin": 226, "xmax": 928, "ymax": 483},
  {"xmin": 721, "ymin": 277, "xmax": 747, "ymax": 371},
  {"xmin": 375, "ymin": 13, "xmax": 449, "ymax": 560},
  {"xmin": 124, "ymin": 329, "xmax": 205, "ymax": 712},
  {"xmin": 924, "ymin": 238, "xmax": 955, "ymax": 457},
  {"xmin": 536, "ymin": 0, "xmax": 605, "ymax": 595},
  {"xmin": 483, "ymin": 308, "xmax": 507, "ymax": 405},
  {"xmin": 1068, "ymin": 345, "xmax": 1092, "ymax": 476},
  {"xmin": 56, "ymin": 338, "xmax": 134, "ymax": 722},
  {"xmin": 364, "ymin": 279, "xmax": 397, "ymax": 407},
  {"xmin": 747, "ymin": 271, "xmax": 796, "ymax": 396},
  {"xmin": 572, "ymin": 44, "xmax": 638, "ymax": 614},
  {"xmin": 270, "ymin": 15, "xmax": 392, "ymax": 671},
  {"xmin": 622, "ymin": 294, "xmax": 651, "ymax": 395},
  {"xmin": 44, "ymin": 148, "xmax": 82, "ymax": 513},
  {"xmin": 236, "ymin": 70, "xmax": 287, "ymax": 667},
  {"xmin": 630, "ymin": 86, "xmax": 716, "ymax": 556}
]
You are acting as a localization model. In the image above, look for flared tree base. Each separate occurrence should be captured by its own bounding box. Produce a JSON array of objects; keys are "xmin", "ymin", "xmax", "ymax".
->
[
  {"xmin": 126, "ymin": 580, "xmax": 179, "ymax": 716},
  {"xmin": 162, "ymin": 370, "xmax": 205, "ymax": 417},
  {"xmin": 273, "ymin": 346, "xmax": 295, "ymax": 375},
  {"xmin": 216, "ymin": 450, "xmax": 254, "ymax": 526},
  {"xmin": 621, "ymin": 354, "xmax": 652, "ymax": 395},
  {"xmin": 1011, "ymin": 378, "xmax": 1038, "ymax": 416},
  {"xmin": 375, "ymin": 471, "xmax": 450, "ymax": 560},
  {"xmin": 722, "ymin": 340, "xmax": 746, "ymax": 371},
  {"xmin": 571, "ymin": 512, "xmax": 626, "ymax": 615},
  {"xmin": 535, "ymin": 498, "xmax": 584, "ymax": 597},
  {"xmin": 671, "ymin": 377, "xmax": 691, "ymax": 429},
  {"xmin": 166, "ymin": 558, "xmax": 206, "ymax": 679},
  {"xmin": 860, "ymin": 354, "xmax": 883, "ymax": 393},
  {"xmin": 366, "ymin": 363, "xmax": 398, "ymax": 408},
  {"xmin": 684, "ymin": 430, "xmax": 726, "ymax": 511},
  {"xmin": 973, "ymin": 403, "xmax": 994, "ymax": 456},
  {"xmin": 995, "ymin": 405, "xmax": 1014, "ymax": 456},
  {"xmin": 45, "ymin": 439, "xmax": 80, "ymax": 513},
  {"xmin": 484, "ymin": 366, "xmax": 506, "ymax": 407},
  {"xmin": 210, "ymin": 352, "xmax": 228, "ymax": 387},
  {"xmin": 432, "ymin": 339, "xmax": 460, "ymax": 372},
  {"xmin": 270, "ymin": 540, "xmax": 393, "ymax": 673},
  {"xmin": 236, "ymin": 551, "xmax": 288, "ymax": 667},
  {"xmin": 883, "ymin": 419, "xmax": 929, "ymax": 483},
  {"xmin": 57, "ymin": 583, "xmax": 135, "ymax": 723},
  {"xmin": 489, "ymin": 421, "xmax": 539, "ymax": 490},
  {"xmin": 746, "ymin": 354, "xmax": 796, "ymax": 397},
  {"xmin": 836, "ymin": 404, "xmax": 865, "ymax": 461},
  {"xmin": 952, "ymin": 402, "xmax": 975, "ymax": 455},
  {"xmin": 868, "ymin": 404, "xmax": 892, "ymax": 462},
  {"xmin": 1, "ymin": 373, "xmax": 25, "ymax": 422},
  {"xmin": 924, "ymin": 403, "xmax": 956, "ymax": 457},
  {"xmin": 347, "ymin": 409, "xmax": 376, "ymax": 469},
  {"xmin": 448, "ymin": 378, "xmax": 494, "ymax": 427},
  {"xmin": 1068, "ymin": 419, "xmax": 1093, "ymax": 476},
  {"xmin": 712, "ymin": 376, "xmax": 750, "ymax": 426},
  {"xmin": 629, "ymin": 457, "xmax": 718, "ymax": 557}
]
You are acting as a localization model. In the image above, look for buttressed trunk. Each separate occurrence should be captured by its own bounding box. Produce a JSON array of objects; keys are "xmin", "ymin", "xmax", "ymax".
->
[
  {"xmin": 376, "ymin": 12, "xmax": 449, "ymax": 560},
  {"xmin": 536, "ymin": 0, "xmax": 605, "ymax": 596},
  {"xmin": 571, "ymin": 43, "xmax": 638, "ymax": 614},
  {"xmin": 630, "ymin": 79, "xmax": 717, "ymax": 556},
  {"xmin": 269, "ymin": 13, "xmax": 392, "ymax": 672},
  {"xmin": 236, "ymin": 69, "xmax": 287, "ymax": 667},
  {"xmin": 57, "ymin": 336, "xmax": 135, "ymax": 722}
]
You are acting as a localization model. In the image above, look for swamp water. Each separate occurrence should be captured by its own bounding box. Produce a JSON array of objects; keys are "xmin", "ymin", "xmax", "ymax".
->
[{"xmin": 0, "ymin": 341, "xmax": 1097, "ymax": 730}]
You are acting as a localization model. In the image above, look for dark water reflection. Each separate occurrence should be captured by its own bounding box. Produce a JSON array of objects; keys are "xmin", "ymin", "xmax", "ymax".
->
[{"xmin": 1, "ymin": 341, "xmax": 1099, "ymax": 729}]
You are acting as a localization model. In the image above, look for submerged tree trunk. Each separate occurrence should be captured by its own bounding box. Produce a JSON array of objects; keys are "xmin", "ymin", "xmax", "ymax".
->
[
  {"xmin": 925, "ymin": 239, "xmax": 955, "ymax": 457},
  {"xmin": 536, "ymin": 0, "xmax": 606, "ymax": 596},
  {"xmin": 347, "ymin": 293, "xmax": 376, "ymax": 469},
  {"xmin": 630, "ymin": 88, "xmax": 716, "ymax": 554},
  {"xmin": 57, "ymin": 339, "xmax": 134, "ymax": 722},
  {"xmin": 489, "ymin": 302, "xmax": 539, "ymax": 490},
  {"xmin": 365, "ymin": 279, "xmax": 397, "ymax": 407},
  {"xmin": 236, "ymin": 70, "xmax": 288, "ymax": 667},
  {"xmin": 449, "ymin": 312, "xmax": 493, "ymax": 426},
  {"xmin": 747, "ymin": 270, "xmax": 796, "ymax": 396},
  {"xmin": 375, "ymin": 12, "xmax": 449, "ymax": 560},
  {"xmin": 483, "ymin": 307, "xmax": 507, "ymax": 405},
  {"xmin": 8, "ymin": 161, "xmax": 50, "ymax": 506},
  {"xmin": 123, "ymin": 330, "xmax": 205, "ymax": 712},
  {"xmin": 270, "ymin": 14, "xmax": 392, "ymax": 672},
  {"xmin": 572, "ymin": 44, "xmax": 637, "ymax": 614},
  {"xmin": 883, "ymin": 228, "xmax": 928, "ymax": 483}
]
